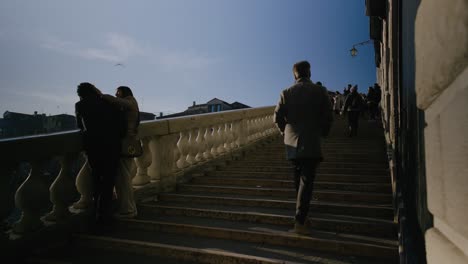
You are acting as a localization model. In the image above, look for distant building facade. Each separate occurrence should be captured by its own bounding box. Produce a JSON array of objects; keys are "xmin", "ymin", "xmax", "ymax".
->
[
  {"xmin": 140, "ymin": 111, "xmax": 156, "ymax": 121},
  {"xmin": 0, "ymin": 110, "xmax": 157, "ymax": 139},
  {"xmin": 157, "ymin": 98, "xmax": 250, "ymax": 119},
  {"xmin": 0, "ymin": 111, "xmax": 48, "ymax": 138},
  {"xmin": 0, "ymin": 111, "xmax": 77, "ymax": 139}
]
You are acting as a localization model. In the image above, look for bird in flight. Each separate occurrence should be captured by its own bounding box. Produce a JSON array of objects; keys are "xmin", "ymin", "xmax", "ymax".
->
[{"xmin": 115, "ymin": 63, "xmax": 125, "ymax": 67}]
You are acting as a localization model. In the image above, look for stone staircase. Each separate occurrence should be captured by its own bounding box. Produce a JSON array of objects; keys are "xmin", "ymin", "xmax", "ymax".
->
[{"xmin": 27, "ymin": 117, "xmax": 398, "ymax": 264}]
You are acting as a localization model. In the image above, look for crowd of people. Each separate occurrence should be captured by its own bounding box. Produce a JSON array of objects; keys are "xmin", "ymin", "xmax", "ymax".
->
[{"xmin": 328, "ymin": 83, "xmax": 382, "ymax": 137}]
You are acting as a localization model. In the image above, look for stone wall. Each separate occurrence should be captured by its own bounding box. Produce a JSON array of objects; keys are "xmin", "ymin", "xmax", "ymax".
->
[{"xmin": 415, "ymin": 0, "xmax": 468, "ymax": 262}]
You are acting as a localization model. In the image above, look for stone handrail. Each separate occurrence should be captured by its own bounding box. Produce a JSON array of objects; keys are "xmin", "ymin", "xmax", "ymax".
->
[{"xmin": 0, "ymin": 106, "xmax": 277, "ymax": 234}]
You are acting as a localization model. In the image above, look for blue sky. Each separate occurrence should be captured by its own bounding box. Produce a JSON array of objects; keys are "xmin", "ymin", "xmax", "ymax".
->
[{"xmin": 0, "ymin": 0, "xmax": 376, "ymax": 116}]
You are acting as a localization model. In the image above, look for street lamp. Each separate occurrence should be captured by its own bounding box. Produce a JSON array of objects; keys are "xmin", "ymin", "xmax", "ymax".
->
[{"xmin": 350, "ymin": 39, "xmax": 373, "ymax": 57}]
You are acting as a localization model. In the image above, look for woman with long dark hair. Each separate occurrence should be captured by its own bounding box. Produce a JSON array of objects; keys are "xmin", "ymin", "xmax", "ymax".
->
[{"xmin": 101, "ymin": 86, "xmax": 140, "ymax": 218}]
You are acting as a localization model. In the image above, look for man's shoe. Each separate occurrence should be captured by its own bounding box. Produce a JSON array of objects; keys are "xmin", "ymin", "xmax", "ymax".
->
[
  {"xmin": 113, "ymin": 211, "xmax": 137, "ymax": 219},
  {"xmin": 289, "ymin": 222, "xmax": 310, "ymax": 235}
]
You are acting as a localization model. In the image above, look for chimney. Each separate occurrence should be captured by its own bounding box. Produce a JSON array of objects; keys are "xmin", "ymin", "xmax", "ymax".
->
[{"xmin": 193, "ymin": 101, "xmax": 196, "ymax": 106}]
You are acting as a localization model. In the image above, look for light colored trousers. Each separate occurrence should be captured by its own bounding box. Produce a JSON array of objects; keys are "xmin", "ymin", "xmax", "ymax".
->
[{"xmin": 115, "ymin": 158, "xmax": 137, "ymax": 214}]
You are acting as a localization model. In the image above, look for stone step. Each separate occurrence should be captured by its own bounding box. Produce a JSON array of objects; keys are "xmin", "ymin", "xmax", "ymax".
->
[
  {"xmin": 191, "ymin": 177, "xmax": 392, "ymax": 193},
  {"xmin": 157, "ymin": 193, "xmax": 394, "ymax": 219},
  {"xmin": 219, "ymin": 166, "xmax": 389, "ymax": 176},
  {"xmin": 245, "ymin": 156, "xmax": 387, "ymax": 163},
  {"xmin": 138, "ymin": 202, "xmax": 397, "ymax": 239},
  {"xmin": 73, "ymin": 228, "xmax": 397, "ymax": 263},
  {"xmin": 256, "ymin": 148, "xmax": 386, "ymax": 155},
  {"xmin": 205, "ymin": 171, "xmax": 391, "ymax": 183},
  {"xmin": 231, "ymin": 161, "xmax": 388, "ymax": 169},
  {"xmin": 24, "ymin": 247, "xmax": 190, "ymax": 264},
  {"xmin": 178, "ymin": 184, "xmax": 392, "ymax": 205}
]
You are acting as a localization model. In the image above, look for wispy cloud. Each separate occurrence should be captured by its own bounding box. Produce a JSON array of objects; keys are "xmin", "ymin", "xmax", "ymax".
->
[
  {"xmin": 41, "ymin": 33, "xmax": 144, "ymax": 63},
  {"xmin": 6, "ymin": 89, "xmax": 77, "ymax": 105},
  {"xmin": 159, "ymin": 51, "xmax": 221, "ymax": 70},
  {"xmin": 40, "ymin": 33, "xmax": 220, "ymax": 69}
]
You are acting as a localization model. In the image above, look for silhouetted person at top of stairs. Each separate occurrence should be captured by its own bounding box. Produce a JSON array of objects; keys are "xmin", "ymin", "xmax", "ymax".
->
[
  {"xmin": 341, "ymin": 85, "xmax": 365, "ymax": 137},
  {"xmin": 274, "ymin": 60, "xmax": 333, "ymax": 235}
]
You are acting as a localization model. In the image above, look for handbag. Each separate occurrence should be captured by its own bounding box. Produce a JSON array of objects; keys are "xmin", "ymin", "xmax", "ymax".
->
[{"xmin": 121, "ymin": 136, "xmax": 143, "ymax": 158}]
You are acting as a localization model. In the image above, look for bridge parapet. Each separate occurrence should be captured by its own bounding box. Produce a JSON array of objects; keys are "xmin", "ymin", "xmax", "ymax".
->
[{"xmin": 0, "ymin": 106, "xmax": 277, "ymax": 235}]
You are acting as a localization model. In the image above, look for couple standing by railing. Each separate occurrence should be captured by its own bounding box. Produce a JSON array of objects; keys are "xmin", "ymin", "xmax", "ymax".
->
[{"xmin": 75, "ymin": 83, "xmax": 140, "ymax": 229}]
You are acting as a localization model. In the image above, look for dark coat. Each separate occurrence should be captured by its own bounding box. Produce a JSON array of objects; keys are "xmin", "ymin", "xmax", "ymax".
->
[
  {"xmin": 343, "ymin": 92, "xmax": 365, "ymax": 112},
  {"xmin": 274, "ymin": 78, "xmax": 333, "ymax": 160},
  {"xmin": 75, "ymin": 96, "xmax": 124, "ymax": 154}
]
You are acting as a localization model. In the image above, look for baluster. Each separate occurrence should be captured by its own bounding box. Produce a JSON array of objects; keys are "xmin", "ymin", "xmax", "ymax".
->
[
  {"xmin": 148, "ymin": 136, "xmax": 161, "ymax": 183},
  {"xmin": 237, "ymin": 119, "xmax": 247, "ymax": 147},
  {"xmin": 203, "ymin": 127, "xmax": 214, "ymax": 160},
  {"xmin": 267, "ymin": 114, "xmax": 274, "ymax": 135},
  {"xmin": 13, "ymin": 159, "xmax": 49, "ymax": 234},
  {"xmin": 230, "ymin": 122, "xmax": 238, "ymax": 149},
  {"xmin": 164, "ymin": 134, "xmax": 180, "ymax": 191},
  {"xmin": 186, "ymin": 128, "xmax": 197, "ymax": 165},
  {"xmin": 223, "ymin": 123, "xmax": 233, "ymax": 151},
  {"xmin": 214, "ymin": 124, "xmax": 224, "ymax": 154},
  {"xmin": 247, "ymin": 118, "xmax": 254, "ymax": 143},
  {"xmin": 261, "ymin": 117, "xmax": 268, "ymax": 137},
  {"xmin": 133, "ymin": 137, "xmax": 151, "ymax": 186},
  {"xmin": 211, "ymin": 126, "xmax": 220, "ymax": 157},
  {"xmin": 72, "ymin": 157, "xmax": 93, "ymax": 210},
  {"xmin": 45, "ymin": 154, "xmax": 77, "ymax": 222},
  {"xmin": 176, "ymin": 131, "xmax": 190, "ymax": 169},
  {"xmin": 195, "ymin": 127, "xmax": 206, "ymax": 162},
  {"xmin": 255, "ymin": 117, "xmax": 261, "ymax": 139}
]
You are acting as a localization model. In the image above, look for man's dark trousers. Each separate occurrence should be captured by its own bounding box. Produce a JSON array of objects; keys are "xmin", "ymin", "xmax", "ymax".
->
[
  {"xmin": 86, "ymin": 142, "xmax": 120, "ymax": 223},
  {"xmin": 292, "ymin": 158, "xmax": 319, "ymax": 225},
  {"xmin": 347, "ymin": 111, "xmax": 360, "ymax": 136}
]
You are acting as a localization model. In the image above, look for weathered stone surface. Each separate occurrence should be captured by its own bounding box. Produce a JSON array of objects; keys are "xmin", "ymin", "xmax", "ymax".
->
[
  {"xmin": 415, "ymin": 0, "xmax": 468, "ymax": 109},
  {"xmin": 426, "ymin": 228, "xmax": 468, "ymax": 264},
  {"xmin": 439, "ymin": 84, "xmax": 468, "ymax": 238},
  {"xmin": 424, "ymin": 115, "xmax": 446, "ymax": 220}
]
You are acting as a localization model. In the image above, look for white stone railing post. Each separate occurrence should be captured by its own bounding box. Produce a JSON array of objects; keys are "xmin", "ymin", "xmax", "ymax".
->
[
  {"xmin": 72, "ymin": 158, "xmax": 93, "ymax": 210},
  {"xmin": 211, "ymin": 126, "xmax": 220, "ymax": 157},
  {"xmin": 216, "ymin": 124, "xmax": 225, "ymax": 154},
  {"xmin": 203, "ymin": 127, "xmax": 214, "ymax": 160},
  {"xmin": 176, "ymin": 131, "xmax": 190, "ymax": 169},
  {"xmin": 161, "ymin": 134, "xmax": 179, "ymax": 191},
  {"xmin": 45, "ymin": 153, "xmax": 77, "ymax": 222},
  {"xmin": 224, "ymin": 123, "xmax": 234, "ymax": 151},
  {"xmin": 13, "ymin": 159, "xmax": 49, "ymax": 234},
  {"xmin": 133, "ymin": 137, "xmax": 151, "ymax": 186},
  {"xmin": 195, "ymin": 128, "xmax": 206, "ymax": 162},
  {"xmin": 186, "ymin": 128, "xmax": 198, "ymax": 166},
  {"xmin": 237, "ymin": 119, "xmax": 247, "ymax": 147}
]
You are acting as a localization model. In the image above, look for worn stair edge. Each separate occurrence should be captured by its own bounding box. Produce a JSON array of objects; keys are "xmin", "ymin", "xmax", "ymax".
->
[
  {"xmin": 205, "ymin": 172, "xmax": 391, "ymax": 183},
  {"xmin": 138, "ymin": 204, "xmax": 397, "ymax": 238},
  {"xmin": 114, "ymin": 219, "xmax": 398, "ymax": 260},
  {"xmin": 178, "ymin": 184, "xmax": 393, "ymax": 204},
  {"xmin": 191, "ymin": 177, "xmax": 392, "ymax": 193},
  {"xmin": 74, "ymin": 235, "xmax": 295, "ymax": 264},
  {"xmin": 157, "ymin": 193, "xmax": 394, "ymax": 219}
]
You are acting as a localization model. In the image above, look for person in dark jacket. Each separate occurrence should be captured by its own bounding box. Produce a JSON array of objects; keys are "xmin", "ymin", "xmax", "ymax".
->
[
  {"xmin": 75, "ymin": 82, "xmax": 124, "ymax": 226},
  {"xmin": 274, "ymin": 61, "xmax": 333, "ymax": 235},
  {"xmin": 341, "ymin": 85, "xmax": 365, "ymax": 137}
]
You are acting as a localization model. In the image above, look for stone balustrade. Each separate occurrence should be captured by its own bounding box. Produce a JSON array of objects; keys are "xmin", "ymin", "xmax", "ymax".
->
[{"xmin": 0, "ymin": 106, "xmax": 277, "ymax": 235}]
